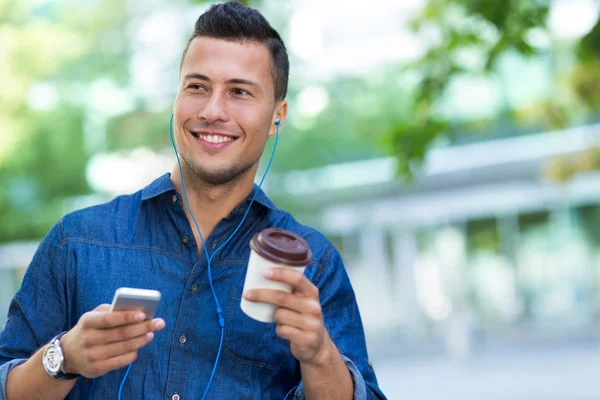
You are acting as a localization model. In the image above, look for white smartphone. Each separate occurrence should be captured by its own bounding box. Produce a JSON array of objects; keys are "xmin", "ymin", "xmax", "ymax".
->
[{"xmin": 110, "ymin": 287, "xmax": 162, "ymax": 320}]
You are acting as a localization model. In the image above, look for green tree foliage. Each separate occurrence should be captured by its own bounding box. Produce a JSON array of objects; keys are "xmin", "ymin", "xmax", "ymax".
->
[
  {"xmin": 388, "ymin": 0, "xmax": 600, "ymax": 178},
  {"xmin": 1, "ymin": 0, "xmax": 133, "ymax": 241}
]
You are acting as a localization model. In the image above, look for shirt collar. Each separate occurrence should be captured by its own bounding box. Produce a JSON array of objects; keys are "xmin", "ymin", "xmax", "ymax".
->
[
  {"xmin": 248, "ymin": 184, "xmax": 277, "ymax": 211},
  {"xmin": 141, "ymin": 173, "xmax": 176, "ymax": 201},
  {"xmin": 141, "ymin": 172, "xmax": 277, "ymax": 211}
]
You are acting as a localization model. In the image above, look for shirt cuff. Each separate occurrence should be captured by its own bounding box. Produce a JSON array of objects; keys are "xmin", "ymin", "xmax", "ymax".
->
[
  {"xmin": 294, "ymin": 353, "xmax": 367, "ymax": 400},
  {"xmin": 1, "ymin": 358, "xmax": 27, "ymax": 400}
]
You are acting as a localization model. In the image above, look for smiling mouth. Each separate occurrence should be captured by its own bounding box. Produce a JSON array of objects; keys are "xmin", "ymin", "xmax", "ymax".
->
[
  {"xmin": 191, "ymin": 131, "xmax": 238, "ymax": 146},
  {"xmin": 193, "ymin": 133, "xmax": 234, "ymax": 143}
]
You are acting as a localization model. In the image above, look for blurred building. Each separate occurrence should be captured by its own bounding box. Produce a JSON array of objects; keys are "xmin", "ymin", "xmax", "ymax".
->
[{"xmin": 266, "ymin": 122, "xmax": 600, "ymax": 346}]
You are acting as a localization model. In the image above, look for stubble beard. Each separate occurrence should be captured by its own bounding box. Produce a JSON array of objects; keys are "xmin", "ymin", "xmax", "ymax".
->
[{"xmin": 179, "ymin": 150, "xmax": 257, "ymax": 188}]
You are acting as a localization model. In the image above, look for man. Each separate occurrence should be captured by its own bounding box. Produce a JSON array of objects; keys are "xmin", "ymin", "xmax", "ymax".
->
[{"xmin": 0, "ymin": 2, "xmax": 387, "ymax": 399}]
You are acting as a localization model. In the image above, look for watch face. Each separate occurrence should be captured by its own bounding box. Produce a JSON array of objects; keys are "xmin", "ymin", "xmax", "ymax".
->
[{"xmin": 43, "ymin": 344, "xmax": 62, "ymax": 375}]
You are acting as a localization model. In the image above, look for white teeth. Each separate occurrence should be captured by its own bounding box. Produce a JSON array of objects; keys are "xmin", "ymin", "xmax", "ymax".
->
[{"xmin": 198, "ymin": 134, "xmax": 233, "ymax": 144}]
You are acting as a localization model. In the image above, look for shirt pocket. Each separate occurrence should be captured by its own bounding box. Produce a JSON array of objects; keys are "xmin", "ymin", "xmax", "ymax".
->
[{"xmin": 223, "ymin": 284, "xmax": 291, "ymax": 370}]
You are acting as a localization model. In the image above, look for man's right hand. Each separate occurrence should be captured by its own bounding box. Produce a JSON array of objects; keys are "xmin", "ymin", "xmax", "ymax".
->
[{"xmin": 59, "ymin": 304, "xmax": 166, "ymax": 378}]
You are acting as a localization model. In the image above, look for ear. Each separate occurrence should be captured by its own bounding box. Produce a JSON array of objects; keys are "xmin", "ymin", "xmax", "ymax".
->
[{"xmin": 269, "ymin": 100, "xmax": 288, "ymax": 137}]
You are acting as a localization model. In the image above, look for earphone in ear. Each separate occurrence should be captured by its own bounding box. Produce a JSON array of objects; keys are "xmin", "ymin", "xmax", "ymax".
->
[{"xmin": 275, "ymin": 117, "xmax": 280, "ymax": 126}]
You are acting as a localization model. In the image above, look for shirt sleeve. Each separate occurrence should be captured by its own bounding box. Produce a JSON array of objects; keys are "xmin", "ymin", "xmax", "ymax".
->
[
  {"xmin": 0, "ymin": 359, "xmax": 27, "ymax": 400},
  {"xmin": 0, "ymin": 221, "xmax": 70, "ymax": 400},
  {"xmin": 293, "ymin": 246, "xmax": 388, "ymax": 400}
]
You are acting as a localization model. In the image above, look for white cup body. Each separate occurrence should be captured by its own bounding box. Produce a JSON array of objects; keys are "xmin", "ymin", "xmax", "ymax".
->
[{"xmin": 241, "ymin": 249, "xmax": 307, "ymax": 323}]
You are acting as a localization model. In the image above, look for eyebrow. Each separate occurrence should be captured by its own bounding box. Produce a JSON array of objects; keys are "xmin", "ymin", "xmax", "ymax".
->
[{"xmin": 182, "ymin": 73, "xmax": 263, "ymax": 92}]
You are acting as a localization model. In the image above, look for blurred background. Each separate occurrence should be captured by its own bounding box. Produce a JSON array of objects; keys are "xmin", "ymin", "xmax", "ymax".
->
[{"xmin": 2, "ymin": 0, "xmax": 600, "ymax": 398}]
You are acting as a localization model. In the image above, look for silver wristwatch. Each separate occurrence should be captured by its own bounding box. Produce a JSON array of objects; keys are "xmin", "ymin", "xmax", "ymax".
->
[{"xmin": 42, "ymin": 332, "xmax": 80, "ymax": 380}]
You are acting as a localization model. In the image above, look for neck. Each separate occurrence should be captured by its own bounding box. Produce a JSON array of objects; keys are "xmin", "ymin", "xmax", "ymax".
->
[{"xmin": 170, "ymin": 164, "xmax": 257, "ymax": 242}]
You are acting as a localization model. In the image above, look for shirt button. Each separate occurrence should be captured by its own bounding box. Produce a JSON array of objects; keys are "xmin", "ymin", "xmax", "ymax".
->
[
  {"xmin": 191, "ymin": 284, "xmax": 198, "ymax": 293},
  {"xmin": 172, "ymin": 195, "xmax": 177, "ymax": 203},
  {"xmin": 179, "ymin": 334, "xmax": 187, "ymax": 344},
  {"xmin": 181, "ymin": 236, "xmax": 189, "ymax": 244},
  {"xmin": 172, "ymin": 394, "xmax": 180, "ymax": 400}
]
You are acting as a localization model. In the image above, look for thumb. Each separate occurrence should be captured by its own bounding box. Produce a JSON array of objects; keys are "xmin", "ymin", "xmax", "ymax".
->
[{"xmin": 94, "ymin": 303, "xmax": 111, "ymax": 312}]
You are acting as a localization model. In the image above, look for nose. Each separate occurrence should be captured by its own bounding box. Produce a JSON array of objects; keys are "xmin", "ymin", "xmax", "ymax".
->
[{"xmin": 199, "ymin": 91, "xmax": 228, "ymax": 123}]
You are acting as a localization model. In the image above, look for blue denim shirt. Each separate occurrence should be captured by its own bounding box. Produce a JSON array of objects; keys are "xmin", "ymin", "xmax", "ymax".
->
[{"xmin": 0, "ymin": 173, "xmax": 386, "ymax": 400}]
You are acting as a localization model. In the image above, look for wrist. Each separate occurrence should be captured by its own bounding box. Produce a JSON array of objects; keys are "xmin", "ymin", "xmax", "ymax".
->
[
  {"xmin": 310, "ymin": 334, "xmax": 337, "ymax": 368},
  {"xmin": 58, "ymin": 332, "xmax": 75, "ymax": 375}
]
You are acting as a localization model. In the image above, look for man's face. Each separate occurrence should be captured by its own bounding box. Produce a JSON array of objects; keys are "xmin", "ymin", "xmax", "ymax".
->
[{"xmin": 173, "ymin": 37, "xmax": 285, "ymax": 185}]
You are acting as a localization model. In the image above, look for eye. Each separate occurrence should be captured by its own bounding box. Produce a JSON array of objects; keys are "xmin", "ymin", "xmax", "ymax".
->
[
  {"xmin": 187, "ymin": 84, "xmax": 205, "ymax": 91},
  {"xmin": 232, "ymin": 88, "xmax": 249, "ymax": 96}
]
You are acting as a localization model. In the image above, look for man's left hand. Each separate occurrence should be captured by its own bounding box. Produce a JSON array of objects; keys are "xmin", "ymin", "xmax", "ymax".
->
[{"xmin": 243, "ymin": 268, "xmax": 332, "ymax": 365}]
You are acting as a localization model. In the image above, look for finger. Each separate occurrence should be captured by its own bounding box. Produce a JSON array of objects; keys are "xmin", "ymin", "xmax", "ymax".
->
[
  {"xmin": 263, "ymin": 268, "xmax": 318, "ymax": 297},
  {"xmin": 82, "ymin": 309, "xmax": 147, "ymax": 330},
  {"xmin": 90, "ymin": 350, "xmax": 139, "ymax": 378},
  {"xmin": 100, "ymin": 318, "xmax": 165, "ymax": 345},
  {"xmin": 244, "ymin": 289, "xmax": 322, "ymax": 316},
  {"xmin": 274, "ymin": 308, "xmax": 321, "ymax": 332},
  {"xmin": 94, "ymin": 304, "xmax": 111, "ymax": 312},
  {"xmin": 275, "ymin": 324, "xmax": 306, "ymax": 343},
  {"xmin": 88, "ymin": 332, "xmax": 154, "ymax": 362}
]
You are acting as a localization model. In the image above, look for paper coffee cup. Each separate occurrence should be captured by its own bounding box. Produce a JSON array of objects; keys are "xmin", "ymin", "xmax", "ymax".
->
[{"xmin": 241, "ymin": 228, "xmax": 312, "ymax": 323}]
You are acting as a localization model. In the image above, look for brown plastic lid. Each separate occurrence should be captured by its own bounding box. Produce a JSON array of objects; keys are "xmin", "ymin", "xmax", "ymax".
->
[{"xmin": 250, "ymin": 228, "xmax": 312, "ymax": 267}]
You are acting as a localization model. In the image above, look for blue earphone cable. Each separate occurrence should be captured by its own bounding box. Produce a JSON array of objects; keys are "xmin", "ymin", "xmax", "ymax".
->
[
  {"xmin": 173, "ymin": 114, "xmax": 279, "ymax": 399},
  {"xmin": 117, "ymin": 363, "xmax": 132, "ymax": 399},
  {"xmin": 117, "ymin": 114, "xmax": 280, "ymax": 400}
]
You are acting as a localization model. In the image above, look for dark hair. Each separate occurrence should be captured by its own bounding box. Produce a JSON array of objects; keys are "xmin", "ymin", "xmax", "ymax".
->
[{"xmin": 181, "ymin": 1, "xmax": 289, "ymax": 101}]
